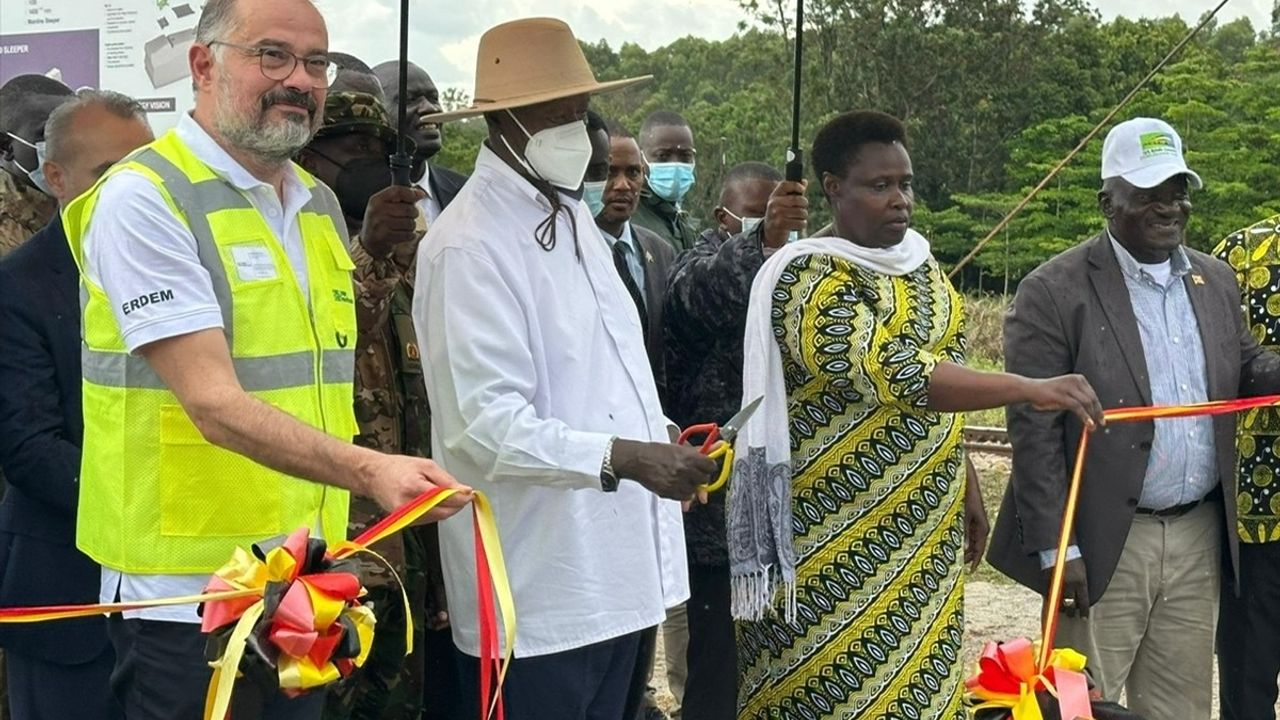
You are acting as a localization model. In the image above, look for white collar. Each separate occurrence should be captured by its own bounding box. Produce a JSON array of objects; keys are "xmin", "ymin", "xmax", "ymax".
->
[
  {"xmin": 599, "ymin": 220, "xmax": 643, "ymax": 256},
  {"xmin": 477, "ymin": 144, "xmax": 546, "ymax": 205},
  {"xmin": 416, "ymin": 163, "xmax": 435, "ymax": 200},
  {"xmin": 174, "ymin": 113, "xmax": 307, "ymax": 200}
]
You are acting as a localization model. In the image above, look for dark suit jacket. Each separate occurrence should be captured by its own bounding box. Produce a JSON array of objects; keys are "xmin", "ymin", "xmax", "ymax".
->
[
  {"xmin": 0, "ymin": 216, "xmax": 110, "ymax": 663},
  {"xmin": 987, "ymin": 232, "xmax": 1280, "ymax": 603},
  {"xmin": 632, "ymin": 224, "xmax": 676, "ymax": 399},
  {"xmin": 428, "ymin": 162, "xmax": 466, "ymax": 210}
]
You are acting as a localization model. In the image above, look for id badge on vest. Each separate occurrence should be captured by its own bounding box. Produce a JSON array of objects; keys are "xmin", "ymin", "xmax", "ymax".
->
[{"xmin": 230, "ymin": 242, "xmax": 279, "ymax": 282}]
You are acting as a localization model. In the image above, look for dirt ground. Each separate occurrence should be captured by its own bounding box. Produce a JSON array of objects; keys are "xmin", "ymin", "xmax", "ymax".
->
[{"xmin": 648, "ymin": 453, "xmax": 1244, "ymax": 718}]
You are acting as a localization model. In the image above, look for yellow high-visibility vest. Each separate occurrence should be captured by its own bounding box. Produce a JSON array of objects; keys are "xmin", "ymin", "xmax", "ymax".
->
[{"xmin": 63, "ymin": 130, "xmax": 356, "ymax": 574}]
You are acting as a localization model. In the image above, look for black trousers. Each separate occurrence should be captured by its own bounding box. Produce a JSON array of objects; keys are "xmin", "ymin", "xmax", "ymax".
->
[
  {"xmin": 106, "ymin": 616, "xmax": 326, "ymax": 720},
  {"xmin": 7, "ymin": 645, "xmax": 121, "ymax": 720},
  {"xmin": 1219, "ymin": 540, "xmax": 1280, "ymax": 720},
  {"xmin": 455, "ymin": 631, "xmax": 642, "ymax": 720},
  {"xmin": 423, "ymin": 626, "xmax": 462, "ymax": 720},
  {"xmin": 621, "ymin": 626, "xmax": 659, "ymax": 720},
  {"xmin": 683, "ymin": 564, "xmax": 736, "ymax": 720}
]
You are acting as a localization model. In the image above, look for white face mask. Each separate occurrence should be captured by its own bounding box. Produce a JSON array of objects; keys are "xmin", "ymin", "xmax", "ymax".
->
[
  {"xmin": 6, "ymin": 132, "xmax": 51, "ymax": 195},
  {"xmin": 723, "ymin": 207, "xmax": 762, "ymax": 238},
  {"xmin": 501, "ymin": 110, "xmax": 592, "ymax": 190}
]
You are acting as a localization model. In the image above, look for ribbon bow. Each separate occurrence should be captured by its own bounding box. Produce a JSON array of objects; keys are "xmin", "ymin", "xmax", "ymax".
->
[
  {"xmin": 0, "ymin": 486, "xmax": 514, "ymax": 720},
  {"xmin": 965, "ymin": 638, "xmax": 1092, "ymax": 720},
  {"xmin": 200, "ymin": 527, "xmax": 376, "ymax": 719}
]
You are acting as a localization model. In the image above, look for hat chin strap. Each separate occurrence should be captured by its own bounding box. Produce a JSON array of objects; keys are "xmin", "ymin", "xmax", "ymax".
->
[{"xmin": 496, "ymin": 109, "xmax": 547, "ymax": 183}]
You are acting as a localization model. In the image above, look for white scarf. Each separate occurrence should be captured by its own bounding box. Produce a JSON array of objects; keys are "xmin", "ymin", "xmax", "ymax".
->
[{"xmin": 727, "ymin": 229, "xmax": 932, "ymax": 621}]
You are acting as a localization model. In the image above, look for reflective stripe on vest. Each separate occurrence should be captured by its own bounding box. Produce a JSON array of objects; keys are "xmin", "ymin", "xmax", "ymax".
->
[{"xmin": 68, "ymin": 130, "xmax": 356, "ymax": 574}]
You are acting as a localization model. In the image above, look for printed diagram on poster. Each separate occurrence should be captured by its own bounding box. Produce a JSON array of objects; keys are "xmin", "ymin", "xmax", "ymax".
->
[
  {"xmin": 0, "ymin": 0, "xmax": 206, "ymax": 131},
  {"xmin": 146, "ymin": 1, "xmax": 198, "ymax": 89}
]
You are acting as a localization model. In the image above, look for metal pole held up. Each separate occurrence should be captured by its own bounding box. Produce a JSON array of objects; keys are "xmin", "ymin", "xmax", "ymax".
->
[
  {"xmin": 389, "ymin": 0, "xmax": 413, "ymax": 187},
  {"xmin": 784, "ymin": 0, "xmax": 804, "ymax": 184}
]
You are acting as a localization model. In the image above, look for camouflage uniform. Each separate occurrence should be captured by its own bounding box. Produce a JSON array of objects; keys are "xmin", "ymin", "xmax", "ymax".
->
[
  {"xmin": 663, "ymin": 224, "xmax": 768, "ymax": 568},
  {"xmin": 0, "ymin": 166, "xmax": 54, "ymax": 720},
  {"xmin": 0, "ymin": 167, "xmax": 57, "ymax": 259},
  {"xmin": 318, "ymin": 93, "xmax": 441, "ymax": 720}
]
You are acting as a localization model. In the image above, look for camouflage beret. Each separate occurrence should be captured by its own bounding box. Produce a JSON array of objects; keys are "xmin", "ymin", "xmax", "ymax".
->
[{"xmin": 316, "ymin": 91, "xmax": 410, "ymax": 151}]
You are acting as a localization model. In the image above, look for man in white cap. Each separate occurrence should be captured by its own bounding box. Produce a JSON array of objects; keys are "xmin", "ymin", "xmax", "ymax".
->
[
  {"xmin": 987, "ymin": 117, "xmax": 1280, "ymax": 720},
  {"xmin": 411, "ymin": 17, "xmax": 718, "ymax": 720}
]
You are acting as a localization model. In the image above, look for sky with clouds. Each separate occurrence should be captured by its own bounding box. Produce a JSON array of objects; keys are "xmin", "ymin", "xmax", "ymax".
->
[{"xmin": 312, "ymin": 0, "xmax": 1270, "ymax": 95}]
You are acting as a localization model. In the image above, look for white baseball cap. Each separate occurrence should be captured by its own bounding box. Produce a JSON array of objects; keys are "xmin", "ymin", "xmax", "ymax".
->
[{"xmin": 1100, "ymin": 117, "xmax": 1203, "ymax": 189}]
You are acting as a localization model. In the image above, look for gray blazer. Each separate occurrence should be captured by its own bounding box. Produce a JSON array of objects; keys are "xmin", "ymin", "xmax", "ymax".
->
[{"xmin": 986, "ymin": 231, "xmax": 1280, "ymax": 602}]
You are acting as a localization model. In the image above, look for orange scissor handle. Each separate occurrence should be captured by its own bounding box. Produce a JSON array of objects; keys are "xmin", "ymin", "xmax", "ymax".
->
[{"xmin": 679, "ymin": 423, "xmax": 721, "ymax": 453}]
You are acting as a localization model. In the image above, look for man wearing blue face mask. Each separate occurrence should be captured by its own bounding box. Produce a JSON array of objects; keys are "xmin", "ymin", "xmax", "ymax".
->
[
  {"xmin": 413, "ymin": 18, "xmax": 719, "ymax": 720},
  {"xmin": 0, "ymin": 74, "xmax": 73, "ymax": 258},
  {"xmin": 634, "ymin": 110, "xmax": 699, "ymax": 252}
]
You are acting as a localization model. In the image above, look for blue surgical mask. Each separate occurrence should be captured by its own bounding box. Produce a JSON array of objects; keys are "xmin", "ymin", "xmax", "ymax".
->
[
  {"xmin": 6, "ymin": 132, "xmax": 51, "ymax": 195},
  {"xmin": 583, "ymin": 180, "xmax": 607, "ymax": 217},
  {"xmin": 646, "ymin": 161, "xmax": 695, "ymax": 204}
]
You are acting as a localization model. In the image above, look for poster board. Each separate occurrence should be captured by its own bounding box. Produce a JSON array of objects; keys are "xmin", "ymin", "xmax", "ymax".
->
[{"xmin": 0, "ymin": 0, "xmax": 203, "ymax": 132}]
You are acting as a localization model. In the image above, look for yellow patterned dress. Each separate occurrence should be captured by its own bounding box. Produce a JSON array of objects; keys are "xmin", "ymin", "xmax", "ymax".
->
[
  {"xmin": 737, "ymin": 252, "xmax": 967, "ymax": 720},
  {"xmin": 1214, "ymin": 216, "xmax": 1280, "ymax": 543}
]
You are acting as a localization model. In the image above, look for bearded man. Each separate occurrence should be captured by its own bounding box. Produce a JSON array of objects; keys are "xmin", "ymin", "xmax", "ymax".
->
[{"xmin": 60, "ymin": 1, "xmax": 469, "ymax": 717}]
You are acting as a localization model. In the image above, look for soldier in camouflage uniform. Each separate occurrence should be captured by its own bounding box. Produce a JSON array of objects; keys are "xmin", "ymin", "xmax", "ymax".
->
[
  {"xmin": 297, "ymin": 91, "xmax": 442, "ymax": 720},
  {"xmin": 0, "ymin": 168, "xmax": 56, "ymax": 259},
  {"xmin": 0, "ymin": 73, "xmax": 73, "ymax": 720},
  {"xmin": 0, "ymin": 74, "xmax": 71, "ymax": 257},
  {"xmin": 663, "ymin": 162, "xmax": 806, "ymax": 720}
]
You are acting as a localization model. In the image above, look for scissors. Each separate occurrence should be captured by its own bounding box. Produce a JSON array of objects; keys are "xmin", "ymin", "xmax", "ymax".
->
[{"xmin": 678, "ymin": 396, "xmax": 763, "ymax": 493}]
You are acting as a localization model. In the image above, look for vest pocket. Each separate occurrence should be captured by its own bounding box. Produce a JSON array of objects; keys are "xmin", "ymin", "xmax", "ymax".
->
[{"xmin": 157, "ymin": 404, "xmax": 283, "ymax": 537}]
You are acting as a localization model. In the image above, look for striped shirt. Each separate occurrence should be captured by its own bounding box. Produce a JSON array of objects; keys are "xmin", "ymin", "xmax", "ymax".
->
[{"xmin": 1110, "ymin": 235, "xmax": 1217, "ymax": 510}]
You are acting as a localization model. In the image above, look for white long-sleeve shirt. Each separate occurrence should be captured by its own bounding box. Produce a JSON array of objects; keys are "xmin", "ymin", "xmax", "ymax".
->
[{"xmin": 413, "ymin": 145, "xmax": 688, "ymax": 658}]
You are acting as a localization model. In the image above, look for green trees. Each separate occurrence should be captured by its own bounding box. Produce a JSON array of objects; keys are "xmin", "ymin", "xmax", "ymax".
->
[{"xmin": 430, "ymin": 2, "xmax": 1279, "ymax": 289}]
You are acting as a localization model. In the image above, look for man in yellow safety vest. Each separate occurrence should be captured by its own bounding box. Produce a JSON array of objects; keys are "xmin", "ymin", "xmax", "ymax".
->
[{"xmin": 61, "ymin": 1, "xmax": 470, "ymax": 717}]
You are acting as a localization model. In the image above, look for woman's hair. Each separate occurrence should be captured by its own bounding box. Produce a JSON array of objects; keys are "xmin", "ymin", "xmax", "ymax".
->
[{"xmin": 811, "ymin": 110, "xmax": 907, "ymax": 185}]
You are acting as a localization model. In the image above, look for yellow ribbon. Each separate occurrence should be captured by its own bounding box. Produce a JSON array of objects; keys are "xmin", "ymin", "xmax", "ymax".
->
[
  {"xmin": 966, "ymin": 646, "xmax": 1089, "ymax": 719},
  {"xmin": 0, "ymin": 487, "xmax": 515, "ymax": 720},
  {"xmin": 473, "ymin": 491, "xmax": 517, "ymax": 718}
]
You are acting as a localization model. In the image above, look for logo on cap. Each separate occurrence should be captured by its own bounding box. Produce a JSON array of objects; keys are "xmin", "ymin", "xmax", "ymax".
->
[{"xmin": 1139, "ymin": 131, "xmax": 1177, "ymax": 158}]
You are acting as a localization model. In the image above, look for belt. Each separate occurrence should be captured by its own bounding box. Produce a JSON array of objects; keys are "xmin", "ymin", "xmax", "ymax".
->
[{"xmin": 1136, "ymin": 486, "xmax": 1221, "ymax": 519}]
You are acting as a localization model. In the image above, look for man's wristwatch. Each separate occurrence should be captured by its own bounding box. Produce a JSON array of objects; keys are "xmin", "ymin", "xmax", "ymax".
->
[{"xmin": 600, "ymin": 435, "xmax": 620, "ymax": 492}]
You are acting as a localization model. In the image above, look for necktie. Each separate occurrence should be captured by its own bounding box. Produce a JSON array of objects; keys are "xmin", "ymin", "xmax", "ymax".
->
[{"xmin": 612, "ymin": 240, "xmax": 648, "ymax": 329}]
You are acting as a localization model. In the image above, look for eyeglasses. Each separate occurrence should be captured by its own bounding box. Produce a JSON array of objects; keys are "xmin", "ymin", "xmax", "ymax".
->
[{"xmin": 208, "ymin": 41, "xmax": 337, "ymax": 87}]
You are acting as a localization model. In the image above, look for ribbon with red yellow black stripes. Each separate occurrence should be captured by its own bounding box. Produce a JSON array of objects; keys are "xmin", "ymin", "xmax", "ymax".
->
[{"xmin": 0, "ymin": 487, "xmax": 514, "ymax": 720}]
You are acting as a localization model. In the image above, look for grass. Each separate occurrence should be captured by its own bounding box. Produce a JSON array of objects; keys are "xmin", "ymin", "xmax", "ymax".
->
[
  {"xmin": 961, "ymin": 293, "xmax": 1011, "ymax": 430},
  {"xmin": 959, "ymin": 293, "xmax": 1019, "ymax": 585},
  {"xmin": 967, "ymin": 454, "xmax": 1017, "ymax": 585}
]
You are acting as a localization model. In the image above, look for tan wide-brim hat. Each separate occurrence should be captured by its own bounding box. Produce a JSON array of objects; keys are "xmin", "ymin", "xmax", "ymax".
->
[{"xmin": 425, "ymin": 17, "xmax": 652, "ymax": 123}]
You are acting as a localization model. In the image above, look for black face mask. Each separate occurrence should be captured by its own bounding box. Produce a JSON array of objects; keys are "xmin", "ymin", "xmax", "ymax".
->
[{"xmin": 309, "ymin": 149, "xmax": 393, "ymax": 220}]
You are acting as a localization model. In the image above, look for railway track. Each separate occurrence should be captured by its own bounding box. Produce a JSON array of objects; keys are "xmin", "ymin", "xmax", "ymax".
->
[{"xmin": 962, "ymin": 426, "xmax": 1010, "ymax": 456}]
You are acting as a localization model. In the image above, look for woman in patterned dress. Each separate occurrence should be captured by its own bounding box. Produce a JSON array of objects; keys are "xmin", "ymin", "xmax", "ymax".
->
[{"xmin": 729, "ymin": 111, "xmax": 1106, "ymax": 720}]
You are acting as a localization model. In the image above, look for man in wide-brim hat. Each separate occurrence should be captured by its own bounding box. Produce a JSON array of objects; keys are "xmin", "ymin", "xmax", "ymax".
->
[{"xmin": 411, "ymin": 17, "xmax": 720, "ymax": 720}]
